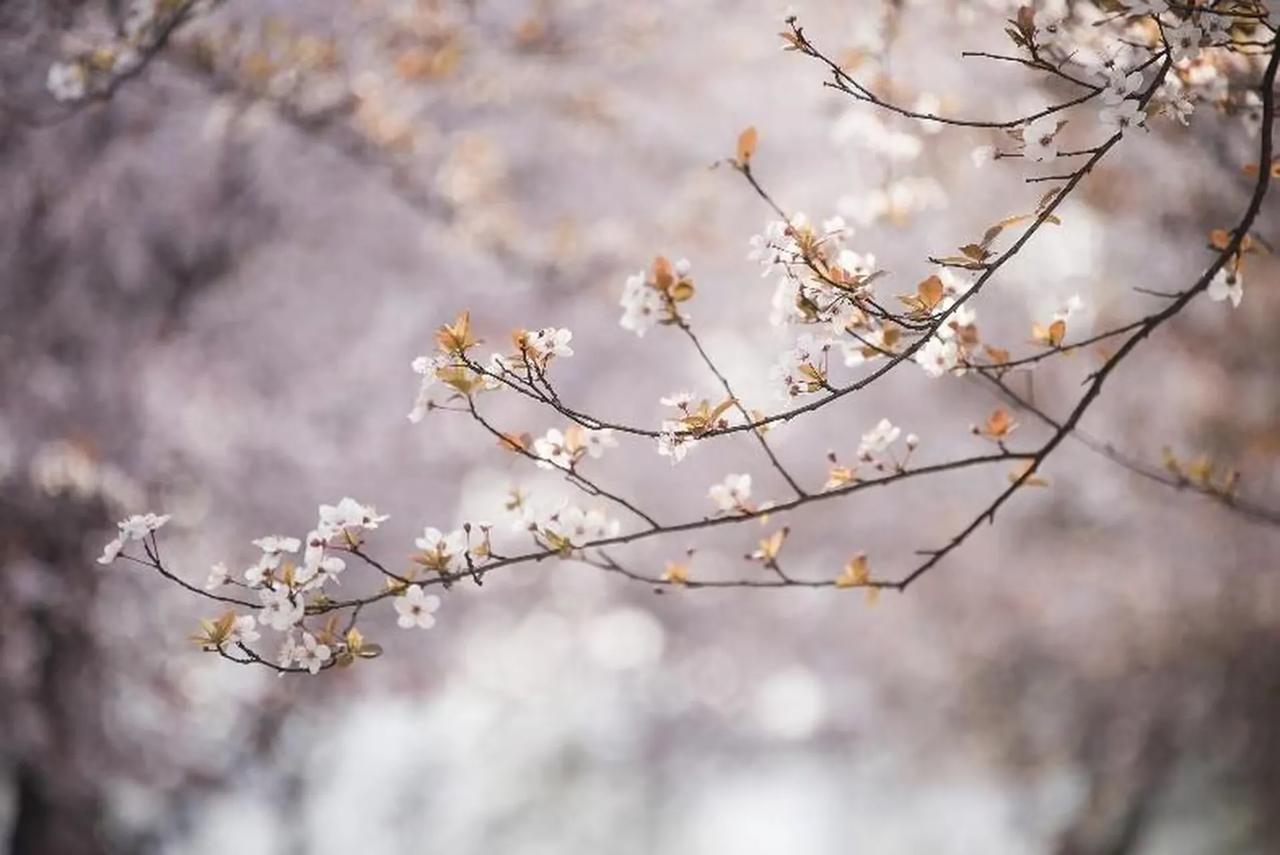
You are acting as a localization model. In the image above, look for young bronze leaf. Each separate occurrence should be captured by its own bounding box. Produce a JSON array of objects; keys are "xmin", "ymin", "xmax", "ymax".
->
[{"xmin": 737, "ymin": 126, "xmax": 758, "ymax": 165}]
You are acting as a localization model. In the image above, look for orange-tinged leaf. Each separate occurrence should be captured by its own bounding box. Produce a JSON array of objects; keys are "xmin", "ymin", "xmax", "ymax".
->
[
  {"xmin": 1009, "ymin": 460, "xmax": 1050, "ymax": 487},
  {"xmin": 917, "ymin": 275, "xmax": 944, "ymax": 309},
  {"xmin": 984, "ymin": 344, "xmax": 1010, "ymax": 365},
  {"xmin": 651, "ymin": 255, "xmax": 674, "ymax": 289},
  {"xmin": 836, "ymin": 553, "xmax": 871, "ymax": 588},
  {"xmin": 436, "ymin": 311, "xmax": 477, "ymax": 354},
  {"xmin": 498, "ymin": 432, "xmax": 531, "ymax": 452},
  {"xmin": 669, "ymin": 280, "xmax": 696, "ymax": 302},
  {"xmin": 736, "ymin": 126, "xmax": 758, "ymax": 165},
  {"xmin": 1032, "ymin": 319, "xmax": 1066, "ymax": 347},
  {"xmin": 662, "ymin": 561, "xmax": 690, "ymax": 585},
  {"xmin": 981, "ymin": 408, "xmax": 1018, "ymax": 439},
  {"xmin": 753, "ymin": 528, "xmax": 788, "ymax": 562}
]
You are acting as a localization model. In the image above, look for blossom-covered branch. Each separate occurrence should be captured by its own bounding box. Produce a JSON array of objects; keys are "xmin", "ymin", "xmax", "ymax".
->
[{"xmin": 93, "ymin": 1, "xmax": 1280, "ymax": 674}]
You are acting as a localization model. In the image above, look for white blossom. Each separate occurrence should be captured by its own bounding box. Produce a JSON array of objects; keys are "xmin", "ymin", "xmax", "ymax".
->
[
  {"xmin": 395, "ymin": 584, "xmax": 441, "ymax": 629},
  {"xmin": 747, "ymin": 218, "xmax": 792, "ymax": 276},
  {"xmin": 836, "ymin": 249, "xmax": 876, "ymax": 279},
  {"xmin": 408, "ymin": 354, "xmax": 447, "ymax": 423},
  {"xmin": 1166, "ymin": 21, "xmax": 1202, "ymax": 63},
  {"xmin": 317, "ymin": 497, "xmax": 388, "ymax": 538},
  {"xmin": 258, "ymin": 586, "xmax": 304, "ymax": 631},
  {"xmin": 97, "ymin": 512, "xmax": 170, "ymax": 565},
  {"xmin": 915, "ymin": 335, "xmax": 960, "ymax": 378},
  {"xmin": 770, "ymin": 278, "xmax": 803, "ymax": 327},
  {"xmin": 620, "ymin": 271, "xmax": 663, "ymax": 336},
  {"xmin": 858, "ymin": 418, "xmax": 901, "ymax": 457},
  {"xmin": 229, "ymin": 615, "xmax": 260, "ymax": 645},
  {"xmin": 1022, "ymin": 115, "xmax": 1062, "ymax": 162},
  {"xmin": 708, "ymin": 473, "xmax": 752, "ymax": 511},
  {"xmin": 583, "ymin": 428, "xmax": 617, "ymax": 459},
  {"xmin": 414, "ymin": 526, "xmax": 468, "ymax": 571},
  {"xmin": 1197, "ymin": 12, "xmax": 1231, "ymax": 47},
  {"xmin": 533, "ymin": 428, "xmax": 574, "ymax": 470},
  {"xmin": 295, "ymin": 632, "xmax": 332, "ymax": 674},
  {"xmin": 530, "ymin": 327, "xmax": 574, "ymax": 358},
  {"xmin": 1099, "ymin": 100, "xmax": 1145, "ymax": 134},
  {"xmin": 970, "ymin": 145, "xmax": 996, "ymax": 169},
  {"xmin": 277, "ymin": 633, "xmax": 298, "ymax": 668},
  {"xmin": 1208, "ymin": 267, "xmax": 1243, "ymax": 308},
  {"xmin": 660, "ymin": 391, "xmax": 695, "ymax": 408},
  {"xmin": 546, "ymin": 505, "xmax": 619, "ymax": 546},
  {"xmin": 1102, "ymin": 70, "xmax": 1143, "ymax": 105},
  {"xmin": 205, "ymin": 562, "xmax": 230, "ymax": 590},
  {"xmin": 1054, "ymin": 294, "xmax": 1086, "ymax": 322},
  {"xmin": 46, "ymin": 62, "xmax": 87, "ymax": 102},
  {"xmin": 252, "ymin": 535, "xmax": 301, "ymax": 555},
  {"xmin": 657, "ymin": 422, "xmax": 698, "ymax": 463}
]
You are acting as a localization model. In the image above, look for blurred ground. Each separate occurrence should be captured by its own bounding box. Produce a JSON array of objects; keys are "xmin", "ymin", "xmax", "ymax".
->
[{"xmin": 1, "ymin": 1, "xmax": 1279, "ymax": 854}]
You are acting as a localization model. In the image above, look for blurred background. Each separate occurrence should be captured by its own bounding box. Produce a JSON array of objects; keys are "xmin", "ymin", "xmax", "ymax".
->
[{"xmin": 1, "ymin": 1, "xmax": 1279, "ymax": 853}]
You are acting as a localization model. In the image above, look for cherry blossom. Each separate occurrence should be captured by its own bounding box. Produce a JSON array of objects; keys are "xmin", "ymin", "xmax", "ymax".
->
[
  {"xmin": 228, "ymin": 615, "xmax": 260, "ymax": 645},
  {"xmin": 258, "ymin": 587, "xmax": 304, "ymax": 632},
  {"xmin": 317, "ymin": 497, "xmax": 389, "ymax": 538},
  {"xmin": 1099, "ymin": 100, "xmax": 1145, "ymax": 134},
  {"xmin": 414, "ymin": 526, "xmax": 468, "ymax": 573},
  {"xmin": 533, "ymin": 428, "xmax": 575, "ymax": 470},
  {"xmin": 294, "ymin": 632, "xmax": 332, "ymax": 675},
  {"xmin": 915, "ymin": 335, "xmax": 960, "ymax": 378},
  {"xmin": 582, "ymin": 428, "xmax": 617, "ymax": 459},
  {"xmin": 1022, "ymin": 115, "xmax": 1062, "ymax": 162},
  {"xmin": 529, "ymin": 327, "xmax": 574, "ymax": 359},
  {"xmin": 1103, "ymin": 70, "xmax": 1144, "ymax": 105},
  {"xmin": 394, "ymin": 584, "xmax": 441, "ymax": 629},
  {"xmin": 544, "ymin": 505, "xmax": 620, "ymax": 546},
  {"xmin": 252, "ymin": 535, "xmax": 301, "ymax": 554},
  {"xmin": 205, "ymin": 562, "xmax": 229, "ymax": 590},
  {"xmin": 709, "ymin": 473, "xmax": 752, "ymax": 512},
  {"xmin": 97, "ymin": 512, "xmax": 170, "ymax": 565},
  {"xmin": 408, "ymin": 354, "xmax": 447, "ymax": 422},
  {"xmin": 657, "ymin": 422, "xmax": 698, "ymax": 463},
  {"xmin": 620, "ymin": 271, "xmax": 664, "ymax": 336},
  {"xmin": 858, "ymin": 419, "xmax": 901, "ymax": 458},
  {"xmin": 1167, "ymin": 21, "xmax": 1203, "ymax": 64},
  {"xmin": 46, "ymin": 63, "xmax": 87, "ymax": 102},
  {"xmin": 1208, "ymin": 267, "xmax": 1243, "ymax": 308}
]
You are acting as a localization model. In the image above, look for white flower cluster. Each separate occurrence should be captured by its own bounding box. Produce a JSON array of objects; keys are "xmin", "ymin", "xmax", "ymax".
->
[
  {"xmin": 748, "ymin": 213, "xmax": 853, "ymax": 281},
  {"xmin": 532, "ymin": 425, "xmax": 617, "ymax": 470},
  {"xmin": 770, "ymin": 333, "xmax": 834, "ymax": 399},
  {"xmin": 914, "ymin": 283, "xmax": 978, "ymax": 380},
  {"xmin": 511, "ymin": 499, "xmax": 621, "ymax": 549},
  {"xmin": 997, "ymin": 0, "xmax": 1259, "ymax": 165},
  {"xmin": 236, "ymin": 497, "xmax": 387, "ymax": 672},
  {"xmin": 408, "ymin": 354, "xmax": 449, "ymax": 423},
  {"xmin": 97, "ymin": 512, "xmax": 170, "ymax": 564},
  {"xmin": 857, "ymin": 419, "xmax": 917, "ymax": 461},
  {"xmin": 46, "ymin": 0, "xmax": 214, "ymax": 103},
  {"xmin": 654, "ymin": 391, "xmax": 731, "ymax": 464},
  {"xmin": 407, "ymin": 322, "xmax": 574, "ymax": 422},
  {"xmin": 620, "ymin": 257, "xmax": 693, "ymax": 337}
]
